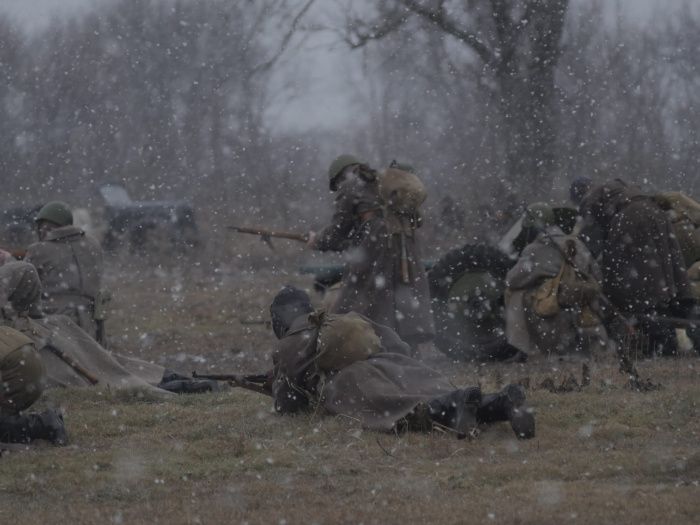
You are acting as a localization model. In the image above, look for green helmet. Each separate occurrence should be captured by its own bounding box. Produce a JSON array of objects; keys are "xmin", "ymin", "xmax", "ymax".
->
[
  {"xmin": 328, "ymin": 154, "xmax": 362, "ymax": 190},
  {"xmin": 522, "ymin": 202, "xmax": 556, "ymax": 230},
  {"xmin": 35, "ymin": 201, "xmax": 73, "ymax": 226}
]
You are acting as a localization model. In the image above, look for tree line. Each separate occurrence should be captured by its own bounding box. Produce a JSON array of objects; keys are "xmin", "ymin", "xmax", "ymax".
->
[{"xmin": 0, "ymin": 0, "xmax": 698, "ymax": 240}]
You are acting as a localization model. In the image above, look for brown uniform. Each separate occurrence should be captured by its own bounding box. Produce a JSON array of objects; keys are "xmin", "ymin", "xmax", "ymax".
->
[
  {"xmin": 314, "ymin": 175, "xmax": 434, "ymax": 345},
  {"xmin": 25, "ymin": 225, "xmax": 103, "ymax": 338}
]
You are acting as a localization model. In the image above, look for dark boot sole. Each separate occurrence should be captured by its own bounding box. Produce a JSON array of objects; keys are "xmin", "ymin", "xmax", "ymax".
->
[
  {"xmin": 455, "ymin": 388, "xmax": 482, "ymax": 439},
  {"xmin": 510, "ymin": 407, "xmax": 536, "ymax": 439}
]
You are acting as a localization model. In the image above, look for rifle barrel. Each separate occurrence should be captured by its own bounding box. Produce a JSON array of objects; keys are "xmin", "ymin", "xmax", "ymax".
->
[
  {"xmin": 239, "ymin": 318, "xmax": 270, "ymax": 326},
  {"xmin": 192, "ymin": 371, "xmax": 271, "ymax": 396}
]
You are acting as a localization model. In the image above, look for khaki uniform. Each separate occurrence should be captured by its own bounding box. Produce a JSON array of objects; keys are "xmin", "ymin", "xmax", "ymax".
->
[
  {"xmin": 505, "ymin": 227, "xmax": 607, "ymax": 356},
  {"xmin": 0, "ymin": 261, "xmax": 167, "ymax": 394},
  {"xmin": 0, "ymin": 326, "xmax": 45, "ymax": 416},
  {"xmin": 314, "ymin": 175, "xmax": 434, "ymax": 346},
  {"xmin": 25, "ymin": 225, "xmax": 103, "ymax": 338}
]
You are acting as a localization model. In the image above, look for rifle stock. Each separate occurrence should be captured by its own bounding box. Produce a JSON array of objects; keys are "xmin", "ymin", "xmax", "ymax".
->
[{"xmin": 0, "ymin": 247, "xmax": 26, "ymax": 260}]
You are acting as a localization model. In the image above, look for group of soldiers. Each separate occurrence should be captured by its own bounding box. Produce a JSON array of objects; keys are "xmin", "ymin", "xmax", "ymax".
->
[
  {"xmin": 506, "ymin": 178, "xmax": 699, "ymax": 360},
  {"xmin": 2, "ymin": 156, "xmax": 699, "ymax": 448}
]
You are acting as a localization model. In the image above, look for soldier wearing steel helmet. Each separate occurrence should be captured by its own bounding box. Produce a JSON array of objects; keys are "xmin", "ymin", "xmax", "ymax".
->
[
  {"xmin": 306, "ymin": 155, "xmax": 434, "ymax": 352},
  {"xmin": 24, "ymin": 201, "xmax": 104, "ymax": 340}
]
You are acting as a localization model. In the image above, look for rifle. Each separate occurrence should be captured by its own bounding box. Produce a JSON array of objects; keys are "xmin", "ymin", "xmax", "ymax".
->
[
  {"xmin": 239, "ymin": 318, "xmax": 271, "ymax": 327},
  {"xmin": 192, "ymin": 371, "xmax": 271, "ymax": 396},
  {"xmin": 0, "ymin": 247, "xmax": 26, "ymax": 260},
  {"xmin": 228, "ymin": 226, "xmax": 308, "ymax": 249}
]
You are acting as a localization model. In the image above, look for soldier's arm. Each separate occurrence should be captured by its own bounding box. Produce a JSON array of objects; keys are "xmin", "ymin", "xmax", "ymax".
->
[
  {"xmin": 21, "ymin": 246, "xmax": 41, "ymax": 277},
  {"xmin": 270, "ymin": 337, "xmax": 315, "ymax": 414},
  {"xmin": 313, "ymin": 188, "xmax": 357, "ymax": 252}
]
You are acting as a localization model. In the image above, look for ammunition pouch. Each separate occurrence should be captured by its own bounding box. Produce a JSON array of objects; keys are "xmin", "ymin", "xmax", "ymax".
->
[{"xmin": 533, "ymin": 266, "xmax": 565, "ymax": 318}]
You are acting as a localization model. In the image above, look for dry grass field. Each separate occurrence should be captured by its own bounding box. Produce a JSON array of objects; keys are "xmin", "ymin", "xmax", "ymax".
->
[{"xmin": 1, "ymin": 252, "xmax": 699, "ymax": 524}]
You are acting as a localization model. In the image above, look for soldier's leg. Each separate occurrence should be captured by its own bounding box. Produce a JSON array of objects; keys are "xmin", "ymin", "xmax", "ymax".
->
[
  {"xmin": 643, "ymin": 318, "xmax": 678, "ymax": 356},
  {"xmin": 426, "ymin": 387, "xmax": 482, "ymax": 439},
  {"xmin": 477, "ymin": 384, "xmax": 535, "ymax": 439},
  {"xmin": 0, "ymin": 409, "xmax": 67, "ymax": 445}
]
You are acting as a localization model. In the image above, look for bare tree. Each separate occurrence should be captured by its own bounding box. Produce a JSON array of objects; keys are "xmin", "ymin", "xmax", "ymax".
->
[{"xmin": 344, "ymin": 0, "xmax": 569, "ymax": 202}]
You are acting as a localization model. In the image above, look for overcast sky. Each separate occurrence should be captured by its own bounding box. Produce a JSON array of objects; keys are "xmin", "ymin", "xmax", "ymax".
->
[{"xmin": 0, "ymin": 0, "xmax": 669, "ymax": 28}]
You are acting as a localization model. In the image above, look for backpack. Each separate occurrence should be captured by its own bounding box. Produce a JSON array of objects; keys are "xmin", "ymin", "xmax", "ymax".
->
[
  {"xmin": 659, "ymin": 192, "xmax": 700, "ymax": 266},
  {"xmin": 377, "ymin": 167, "xmax": 427, "ymax": 221},
  {"xmin": 309, "ymin": 310, "xmax": 381, "ymax": 372}
]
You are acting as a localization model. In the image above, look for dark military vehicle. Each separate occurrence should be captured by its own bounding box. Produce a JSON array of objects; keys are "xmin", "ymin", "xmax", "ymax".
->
[{"xmin": 99, "ymin": 184, "xmax": 199, "ymax": 252}]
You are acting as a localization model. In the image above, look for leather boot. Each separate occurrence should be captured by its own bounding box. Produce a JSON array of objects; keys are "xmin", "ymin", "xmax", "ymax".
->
[
  {"xmin": 0, "ymin": 414, "xmax": 33, "ymax": 444},
  {"xmin": 478, "ymin": 384, "xmax": 535, "ymax": 439},
  {"xmin": 33, "ymin": 409, "xmax": 68, "ymax": 445},
  {"xmin": 0, "ymin": 409, "xmax": 67, "ymax": 445},
  {"xmin": 428, "ymin": 387, "xmax": 482, "ymax": 439}
]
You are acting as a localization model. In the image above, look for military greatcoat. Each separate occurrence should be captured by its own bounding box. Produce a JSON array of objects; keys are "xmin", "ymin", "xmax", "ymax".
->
[{"xmin": 314, "ymin": 175, "xmax": 434, "ymax": 345}]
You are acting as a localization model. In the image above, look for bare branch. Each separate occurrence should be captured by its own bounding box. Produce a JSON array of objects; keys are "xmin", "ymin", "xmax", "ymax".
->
[
  {"xmin": 252, "ymin": 0, "xmax": 317, "ymax": 74},
  {"xmin": 400, "ymin": 0, "xmax": 494, "ymax": 64},
  {"xmin": 345, "ymin": 10, "xmax": 409, "ymax": 49}
]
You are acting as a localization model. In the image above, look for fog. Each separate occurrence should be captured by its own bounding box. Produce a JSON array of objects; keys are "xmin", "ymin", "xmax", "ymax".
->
[{"xmin": 1, "ymin": 0, "xmax": 698, "ymax": 248}]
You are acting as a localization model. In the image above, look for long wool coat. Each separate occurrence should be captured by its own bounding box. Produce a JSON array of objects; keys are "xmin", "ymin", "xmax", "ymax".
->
[
  {"xmin": 579, "ymin": 180, "xmax": 692, "ymax": 313},
  {"xmin": 314, "ymin": 175, "xmax": 434, "ymax": 344},
  {"xmin": 272, "ymin": 314, "xmax": 454, "ymax": 431}
]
